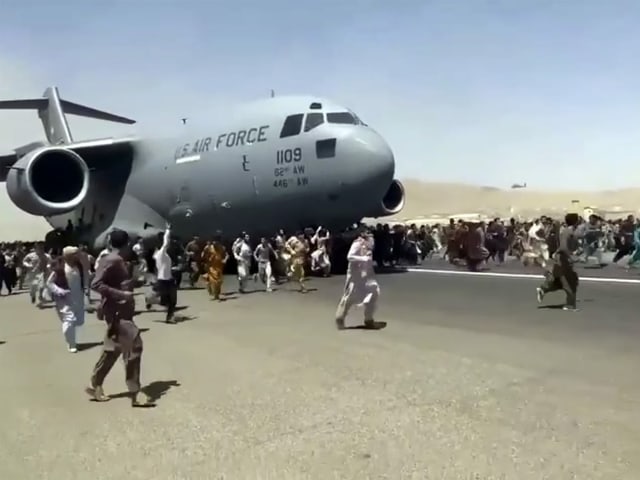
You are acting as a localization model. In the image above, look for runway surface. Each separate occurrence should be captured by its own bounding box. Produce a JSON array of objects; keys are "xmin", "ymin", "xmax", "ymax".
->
[
  {"xmin": 0, "ymin": 269, "xmax": 639, "ymax": 479},
  {"xmin": 414, "ymin": 251, "xmax": 640, "ymax": 280}
]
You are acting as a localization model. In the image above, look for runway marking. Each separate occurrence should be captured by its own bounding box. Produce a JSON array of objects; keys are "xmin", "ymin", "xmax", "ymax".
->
[{"xmin": 406, "ymin": 268, "xmax": 640, "ymax": 284}]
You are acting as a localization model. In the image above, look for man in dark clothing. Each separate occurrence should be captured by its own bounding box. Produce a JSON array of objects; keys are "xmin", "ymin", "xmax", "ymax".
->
[
  {"xmin": 536, "ymin": 214, "xmax": 580, "ymax": 311},
  {"xmin": 85, "ymin": 229, "xmax": 154, "ymax": 407},
  {"xmin": 613, "ymin": 215, "xmax": 635, "ymax": 263},
  {"xmin": 0, "ymin": 253, "xmax": 11, "ymax": 295}
]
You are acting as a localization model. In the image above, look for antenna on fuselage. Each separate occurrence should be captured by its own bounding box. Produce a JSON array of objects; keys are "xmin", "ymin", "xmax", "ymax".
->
[{"xmin": 270, "ymin": 89, "xmax": 275, "ymax": 98}]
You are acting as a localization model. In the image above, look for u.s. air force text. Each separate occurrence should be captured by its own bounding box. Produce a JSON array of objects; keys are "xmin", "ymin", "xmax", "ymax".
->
[{"xmin": 174, "ymin": 125, "xmax": 270, "ymax": 160}]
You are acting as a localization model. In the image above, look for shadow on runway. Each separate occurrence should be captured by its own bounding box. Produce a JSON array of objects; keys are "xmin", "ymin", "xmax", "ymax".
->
[
  {"xmin": 277, "ymin": 287, "xmax": 319, "ymax": 294},
  {"xmin": 300, "ymin": 287, "xmax": 318, "ymax": 294},
  {"xmin": 0, "ymin": 341, "xmax": 5, "ymax": 345},
  {"xmin": 152, "ymin": 315, "xmax": 197, "ymax": 324},
  {"xmin": 5, "ymin": 291, "xmax": 28, "ymax": 296},
  {"xmin": 537, "ymin": 304, "xmax": 565, "ymax": 310},
  {"xmin": 208, "ymin": 294, "xmax": 237, "ymax": 302},
  {"xmin": 77, "ymin": 341, "xmax": 102, "ymax": 352},
  {"xmin": 375, "ymin": 267, "xmax": 409, "ymax": 275},
  {"xmin": 108, "ymin": 380, "xmax": 180, "ymax": 405},
  {"xmin": 344, "ymin": 321, "xmax": 387, "ymax": 331},
  {"xmin": 143, "ymin": 380, "xmax": 181, "ymax": 402},
  {"xmin": 134, "ymin": 305, "xmax": 188, "ymax": 317},
  {"xmin": 224, "ymin": 289, "xmax": 267, "ymax": 296}
]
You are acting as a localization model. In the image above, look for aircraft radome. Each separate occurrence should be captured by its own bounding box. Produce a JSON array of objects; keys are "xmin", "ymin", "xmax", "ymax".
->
[{"xmin": 0, "ymin": 87, "xmax": 405, "ymax": 248}]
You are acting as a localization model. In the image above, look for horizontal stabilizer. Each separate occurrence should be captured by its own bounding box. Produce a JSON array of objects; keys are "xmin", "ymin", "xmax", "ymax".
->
[
  {"xmin": 0, "ymin": 86, "xmax": 136, "ymax": 144},
  {"xmin": 60, "ymin": 99, "xmax": 136, "ymax": 124},
  {"xmin": 0, "ymin": 97, "xmax": 135, "ymax": 125},
  {"xmin": 0, "ymin": 99, "xmax": 43, "ymax": 110}
]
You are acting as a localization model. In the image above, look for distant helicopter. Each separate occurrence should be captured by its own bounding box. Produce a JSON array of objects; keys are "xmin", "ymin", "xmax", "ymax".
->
[{"xmin": 511, "ymin": 182, "xmax": 527, "ymax": 189}]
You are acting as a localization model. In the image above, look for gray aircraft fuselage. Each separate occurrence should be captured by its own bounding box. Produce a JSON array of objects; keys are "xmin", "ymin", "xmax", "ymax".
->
[{"xmin": 1, "ymin": 90, "xmax": 405, "ymax": 248}]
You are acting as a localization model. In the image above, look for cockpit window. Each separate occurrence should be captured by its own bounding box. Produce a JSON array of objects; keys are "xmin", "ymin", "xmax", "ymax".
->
[
  {"xmin": 280, "ymin": 114, "xmax": 304, "ymax": 138},
  {"xmin": 352, "ymin": 111, "xmax": 367, "ymax": 126},
  {"xmin": 304, "ymin": 112, "xmax": 324, "ymax": 132},
  {"xmin": 327, "ymin": 112, "xmax": 357, "ymax": 125}
]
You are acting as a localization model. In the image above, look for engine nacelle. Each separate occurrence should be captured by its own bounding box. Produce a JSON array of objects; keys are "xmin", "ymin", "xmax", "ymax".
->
[
  {"xmin": 367, "ymin": 179, "xmax": 406, "ymax": 218},
  {"xmin": 6, "ymin": 146, "xmax": 90, "ymax": 216}
]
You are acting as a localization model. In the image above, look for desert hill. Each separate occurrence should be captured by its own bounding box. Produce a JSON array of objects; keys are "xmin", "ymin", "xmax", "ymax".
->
[
  {"xmin": 390, "ymin": 180, "xmax": 640, "ymax": 221},
  {"xmin": 2, "ymin": 181, "xmax": 640, "ymax": 241}
]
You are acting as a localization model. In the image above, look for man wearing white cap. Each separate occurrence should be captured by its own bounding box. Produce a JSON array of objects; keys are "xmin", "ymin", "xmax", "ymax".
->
[{"xmin": 46, "ymin": 246, "xmax": 85, "ymax": 353}]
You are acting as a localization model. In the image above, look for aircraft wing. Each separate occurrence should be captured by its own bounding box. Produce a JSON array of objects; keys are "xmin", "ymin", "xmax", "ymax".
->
[
  {"xmin": 0, "ymin": 136, "xmax": 138, "ymax": 181},
  {"xmin": 0, "ymin": 152, "xmax": 17, "ymax": 180}
]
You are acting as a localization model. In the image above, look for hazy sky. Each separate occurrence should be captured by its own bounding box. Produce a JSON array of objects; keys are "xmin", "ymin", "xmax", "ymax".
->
[{"xmin": 1, "ymin": 0, "xmax": 639, "ymax": 234}]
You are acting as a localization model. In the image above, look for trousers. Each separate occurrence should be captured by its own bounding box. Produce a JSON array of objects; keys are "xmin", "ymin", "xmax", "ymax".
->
[
  {"xmin": 157, "ymin": 279, "xmax": 177, "ymax": 320},
  {"xmin": 257, "ymin": 261, "xmax": 272, "ymax": 290},
  {"xmin": 336, "ymin": 279, "xmax": 380, "ymax": 322},
  {"xmin": 91, "ymin": 319, "xmax": 143, "ymax": 393},
  {"xmin": 540, "ymin": 256, "xmax": 578, "ymax": 308}
]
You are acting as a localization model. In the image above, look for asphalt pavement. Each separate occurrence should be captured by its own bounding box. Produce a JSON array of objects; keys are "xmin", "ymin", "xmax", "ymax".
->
[{"xmin": 0, "ymin": 266, "xmax": 638, "ymax": 479}]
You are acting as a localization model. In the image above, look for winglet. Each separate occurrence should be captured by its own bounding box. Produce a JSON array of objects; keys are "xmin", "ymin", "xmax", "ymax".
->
[{"xmin": 0, "ymin": 86, "xmax": 136, "ymax": 145}]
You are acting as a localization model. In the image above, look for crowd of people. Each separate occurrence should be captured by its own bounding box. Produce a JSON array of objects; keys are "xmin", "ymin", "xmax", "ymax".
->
[
  {"xmin": 0, "ymin": 223, "xmax": 383, "ymax": 406},
  {"xmin": 1, "ymin": 213, "xmax": 639, "ymax": 301},
  {"xmin": 1, "ymin": 213, "xmax": 638, "ymax": 405},
  {"xmin": 372, "ymin": 213, "xmax": 640, "ymax": 270}
]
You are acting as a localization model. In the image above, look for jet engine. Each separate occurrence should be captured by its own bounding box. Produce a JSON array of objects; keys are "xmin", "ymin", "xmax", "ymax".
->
[
  {"xmin": 5, "ymin": 146, "xmax": 90, "ymax": 216},
  {"xmin": 368, "ymin": 179, "xmax": 406, "ymax": 217}
]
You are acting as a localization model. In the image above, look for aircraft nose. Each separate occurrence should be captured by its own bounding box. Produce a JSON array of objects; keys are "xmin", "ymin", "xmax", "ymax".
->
[{"xmin": 343, "ymin": 128, "xmax": 395, "ymax": 181}]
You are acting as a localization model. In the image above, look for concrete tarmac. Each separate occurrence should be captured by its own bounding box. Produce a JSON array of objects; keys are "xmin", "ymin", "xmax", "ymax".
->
[{"xmin": 0, "ymin": 270, "xmax": 639, "ymax": 479}]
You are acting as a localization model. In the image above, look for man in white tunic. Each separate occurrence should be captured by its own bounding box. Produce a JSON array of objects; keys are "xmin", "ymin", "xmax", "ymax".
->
[
  {"xmin": 523, "ymin": 219, "xmax": 549, "ymax": 267},
  {"xmin": 253, "ymin": 237, "xmax": 275, "ymax": 292},
  {"xmin": 335, "ymin": 230, "xmax": 380, "ymax": 330},
  {"xmin": 233, "ymin": 233, "xmax": 253, "ymax": 293},
  {"xmin": 311, "ymin": 226, "xmax": 331, "ymax": 277},
  {"xmin": 132, "ymin": 237, "xmax": 147, "ymax": 284},
  {"xmin": 22, "ymin": 242, "xmax": 50, "ymax": 307},
  {"xmin": 46, "ymin": 246, "xmax": 85, "ymax": 353}
]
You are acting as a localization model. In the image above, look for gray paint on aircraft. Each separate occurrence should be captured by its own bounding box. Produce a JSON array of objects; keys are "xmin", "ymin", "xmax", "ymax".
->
[{"xmin": 0, "ymin": 87, "xmax": 404, "ymax": 248}]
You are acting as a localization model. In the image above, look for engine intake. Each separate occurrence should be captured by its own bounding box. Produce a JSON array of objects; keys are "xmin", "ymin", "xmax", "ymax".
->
[
  {"xmin": 365, "ymin": 179, "xmax": 406, "ymax": 218},
  {"xmin": 378, "ymin": 179, "xmax": 405, "ymax": 216},
  {"xmin": 6, "ymin": 146, "xmax": 90, "ymax": 216}
]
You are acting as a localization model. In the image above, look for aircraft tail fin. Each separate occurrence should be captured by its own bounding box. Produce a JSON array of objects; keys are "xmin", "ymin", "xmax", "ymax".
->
[{"xmin": 0, "ymin": 86, "xmax": 136, "ymax": 145}]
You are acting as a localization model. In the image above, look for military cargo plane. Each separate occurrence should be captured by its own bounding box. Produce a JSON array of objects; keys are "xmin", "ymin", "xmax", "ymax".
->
[{"xmin": 0, "ymin": 87, "xmax": 404, "ymax": 248}]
